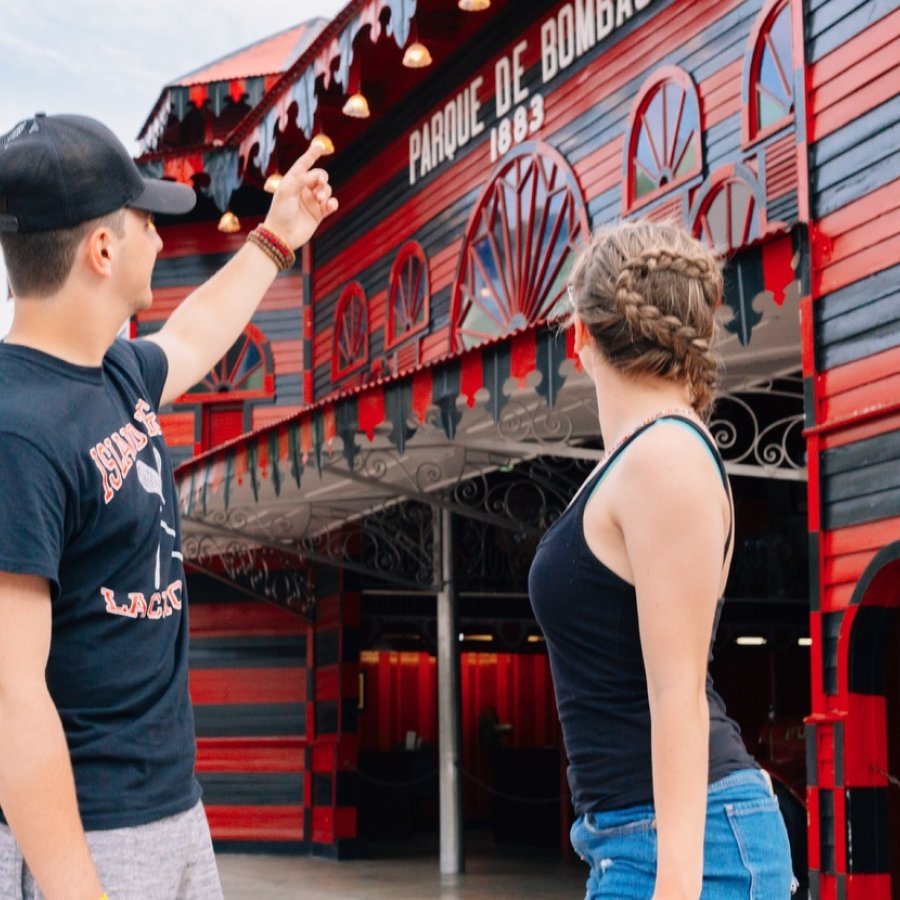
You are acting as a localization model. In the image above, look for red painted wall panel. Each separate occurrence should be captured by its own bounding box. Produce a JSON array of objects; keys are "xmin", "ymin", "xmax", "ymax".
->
[
  {"xmin": 158, "ymin": 411, "xmax": 195, "ymax": 447},
  {"xmin": 144, "ymin": 285, "xmax": 192, "ymax": 322},
  {"xmin": 195, "ymin": 737, "xmax": 306, "ymax": 772},
  {"xmin": 190, "ymin": 667, "xmax": 306, "ymax": 705},
  {"xmin": 765, "ymin": 134, "xmax": 797, "ymax": 203},
  {"xmin": 698, "ymin": 58, "xmax": 743, "ymax": 131},
  {"xmin": 574, "ymin": 135, "xmax": 625, "ymax": 201},
  {"xmin": 817, "ymin": 345, "xmax": 900, "ymax": 433},
  {"xmin": 251, "ymin": 403, "xmax": 303, "ymax": 430},
  {"xmin": 204, "ymin": 805, "xmax": 304, "ymax": 842},
  {"xmin": 808, "ymin": 9, "xmax": 900, "ymax": 142},
  {"xmin": 812, "ymin": 179, "xmax": 900, "ymax": 297},
  {"xmin": 190, "ymin": 600, "xmax": 306, "ymax": 637},
  {"xmin": 270, "ymin": 339, "xmax": 303, "ymax": 375}
]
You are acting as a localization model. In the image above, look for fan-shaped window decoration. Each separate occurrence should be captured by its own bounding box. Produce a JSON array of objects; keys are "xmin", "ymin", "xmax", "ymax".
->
[
  {"xmin": 745, "ymin": 0, "xmax": 794, "ymax": 143},
  {"xmin": 387, "ymin": 242, "xmax": 430, "ymax": 349},
  {"xmin": 693, "ymin": 173, "xmax": 762, "ymax": 254},
  {"xmin": 626, "ymin": 66, "xmax": 702, "ymax": 210},
  {"xmin": 183, "ymin": 324, "xmax": 273, "ymax": 401},
  {"xmin": 451, "ymin": 141, "xmax": 589, "ymax": 352},
  {"xmin": 332, "ymin": 282, "xmax": 369, "ymax": 381}
]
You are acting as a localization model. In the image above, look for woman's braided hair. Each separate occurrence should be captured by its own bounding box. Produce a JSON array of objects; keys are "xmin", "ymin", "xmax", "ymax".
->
[{"xmin": 568, "ymin": 220, "xmax": 724, "ymax": 420}]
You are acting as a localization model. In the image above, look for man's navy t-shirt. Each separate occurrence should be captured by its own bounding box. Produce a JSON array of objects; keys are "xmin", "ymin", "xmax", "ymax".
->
[{"xmin": 0, "ymin": 338, "xmax": 200, "ymax": 829}]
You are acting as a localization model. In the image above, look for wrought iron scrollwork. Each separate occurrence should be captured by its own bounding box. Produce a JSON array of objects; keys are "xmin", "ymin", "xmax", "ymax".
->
[
  {"xmin": 182, "ymin": 530, "xmax": 314, "ymax": 617},
  {"xmin": 711, "ymin": 375, "xmax": 805, "ymax": 473}
]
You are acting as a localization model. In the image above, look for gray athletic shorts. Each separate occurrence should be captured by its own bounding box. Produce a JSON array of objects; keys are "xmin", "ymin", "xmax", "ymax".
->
[{"xmin": 0, "ymin": 800, "xmax": 223, "ymax": 899}]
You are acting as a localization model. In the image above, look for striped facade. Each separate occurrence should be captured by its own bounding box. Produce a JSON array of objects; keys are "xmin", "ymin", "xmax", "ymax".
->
[
  {"xmin": 803, "ymin": 1, "xmax": 900, "ymax": 897},
  {"xmin": 133, "ymin": 0, "xmax": 900, "ymax": 881},
  {"xmin": 186, "ymin": 570, "xmax": 361, "ymax": 855},
  {"xmin": 311, "ymin": 0, "xmax": 802, "ymax": 401}
]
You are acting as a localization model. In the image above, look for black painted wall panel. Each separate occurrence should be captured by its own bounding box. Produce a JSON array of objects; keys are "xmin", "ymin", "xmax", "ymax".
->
[
  {"xmin": 151, "ymin": 252, "xmax": 235, "ymax": 289},
  {"xmin": 768, "ymin": 192, "xmax": 799, "ymax": 225},
  {"xmin": 810, "ymin": 98, "xmax": 900, "ymax": 219},
  {"xmin": 807, "ymin": 0, "xmax": 896, "ymax": 62},
  {"xmin": 190, "ymin": 636, "xmax": 307, "ymax": 669},
  {"xmin": 197, "ymin": 772, "xmax": 304, "ymax": 806},
  {"xmin": 822, "ymin": 428, "xmax": 900, "ymax": 476},
  {"xmin": 193, "ymin": 703, "xmax": 306, "ymax": 738},
  {"xmin": 823, "ymin": 430, "xmax": 900, "ymax": 530},
  {"xmin": 814, "ymin": 263, "xmax": 900, "ymax": 371},
  {"xmin": 825, "ymin": 486, "xmax": 900, "ymax": 532},
  {"xmin": 845, "ymin": 787, "xmax": 891, "ymax": 873}
]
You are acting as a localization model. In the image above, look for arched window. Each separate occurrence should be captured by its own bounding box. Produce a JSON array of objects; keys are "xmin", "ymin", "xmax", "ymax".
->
[
  {"xmin": 452, "ymin": 141, "xmax": 589, "ymax": 352},
  {"xmin": 180, "ymin": 324, "xmax": 274, "ymax": 451},
  {"xmin": 184, "ymin": 323, "xmax": 274, "ymax": 400},
  {"xmin": 743, "ymin": 0, "xmax": 794, "ymax": 145},
  {"xmin": 625, "ymin": 66, "xmax": 702, "ymax": 211},
  {"xmin": 386, "ymin": 242, "xmax": 430, "ymax": 349},
  {"xmin": 691, "ymin": 167, "xmax": 764, "ymax": 254},
  {"xmin": 332, "ymin": 282, "xmax": 369, "ymax": 381}
]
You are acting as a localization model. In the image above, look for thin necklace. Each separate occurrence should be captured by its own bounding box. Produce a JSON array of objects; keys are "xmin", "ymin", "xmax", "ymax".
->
[
  {"xmin": 565, "ymin": 406, "xmax": 704, "ymax": 513},
  {"xmin": 601, "ymin": 406, "xmax": 702, "ymax": 463}
]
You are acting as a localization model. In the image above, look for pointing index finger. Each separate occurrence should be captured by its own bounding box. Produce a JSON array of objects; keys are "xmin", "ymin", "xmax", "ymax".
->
[{"xmin": 281, "ymin": 142, "xmax": 325, "ymax": 185}]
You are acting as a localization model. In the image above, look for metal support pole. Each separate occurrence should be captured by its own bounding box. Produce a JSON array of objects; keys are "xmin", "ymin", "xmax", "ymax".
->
[{"xmin": 435, "ymin": 506, "xmax": 464, "ymax": 876}]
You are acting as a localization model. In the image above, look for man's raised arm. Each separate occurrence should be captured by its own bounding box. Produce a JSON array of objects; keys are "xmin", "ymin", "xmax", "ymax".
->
[{"xmin": 149, "ymin": 143, "xmax": 338, "ymax": 407}]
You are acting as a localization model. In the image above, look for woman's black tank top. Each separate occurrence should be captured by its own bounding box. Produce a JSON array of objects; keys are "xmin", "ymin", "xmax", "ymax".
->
[{"xmin": 528, "ymin": 415, "xmax": 755, "ymax": 815}]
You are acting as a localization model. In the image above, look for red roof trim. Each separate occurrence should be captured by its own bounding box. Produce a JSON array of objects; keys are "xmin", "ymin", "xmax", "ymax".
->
[
  {"xmin": 173, "ymin": 23, "xmax": 314, "ymax": 86},
  {"xmin": 137, "ymin": 17, "xmax": 331, "ymax": 143},
  {"xmin": 225, "ymin": 0, "xmax": 369, "ymax": 145},
  {"xmin": 174, "ymin": 319, "xmax": 554, "ymax": 477}
]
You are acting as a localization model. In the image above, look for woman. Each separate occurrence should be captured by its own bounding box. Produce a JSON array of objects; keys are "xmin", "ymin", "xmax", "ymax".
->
[{"xmin": 529, "ymin": 221, "xmax": 795, "ymax": 898}]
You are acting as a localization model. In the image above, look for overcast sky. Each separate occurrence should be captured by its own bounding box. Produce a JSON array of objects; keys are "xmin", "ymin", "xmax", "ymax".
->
[{"xmin": 0, "ymin": 0, "xmax": 347, "ymax": 336}]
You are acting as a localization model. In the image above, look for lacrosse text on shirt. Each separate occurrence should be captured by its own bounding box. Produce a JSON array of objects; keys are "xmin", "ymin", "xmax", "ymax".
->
[{"xmin": 100, "ymin": 580, "xmax": 183, "ymax": 619}]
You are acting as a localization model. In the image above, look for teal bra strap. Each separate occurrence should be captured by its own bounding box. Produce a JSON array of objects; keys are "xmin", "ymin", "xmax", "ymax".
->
[{"xmin": 586, "ymin": 416, "xmax": 732, "ymax": 560}]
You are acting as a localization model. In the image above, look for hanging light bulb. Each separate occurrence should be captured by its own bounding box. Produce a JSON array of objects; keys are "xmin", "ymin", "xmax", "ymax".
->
[
  {"xmin": 311, "ymin": 133, "xmax": 335, "ymax": 155},
  {"xmin": 217, "ymin": 210, "xmax": 241, "ymax": 233},
  {"xmin": 458, "ymin": 0, "xmax": 490, "ymax": 10},
  {"xmin": 343, "ymin": 58, "xmax": 371, "ymax": 119},
  {"xmin": 263, "ymin": 173, "xmax": 283, "ymax": 193},
  {"xmin": 403, "ymin": 41, "xmax": 433, "ymax": 68},
  {"xmin": 342, "ymin": 92, "xmax": 371, "ymax": 118}
]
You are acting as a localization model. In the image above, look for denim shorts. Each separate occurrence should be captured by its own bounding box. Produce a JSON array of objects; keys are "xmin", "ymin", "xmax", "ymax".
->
[{"xmin": 570, "ymin": 769, "xmax": 797, "ymax": 899}]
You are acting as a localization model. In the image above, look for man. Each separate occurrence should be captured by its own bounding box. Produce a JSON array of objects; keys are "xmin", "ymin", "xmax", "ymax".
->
[{"xmin": 0, "ymin": 113, "xmax": 337, "ymax": 899}]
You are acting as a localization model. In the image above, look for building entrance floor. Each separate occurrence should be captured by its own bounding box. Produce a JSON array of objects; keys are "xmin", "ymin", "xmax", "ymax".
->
[{"xmin": 217, "ymin": 831, "xmax": 587, "ymax": 899}]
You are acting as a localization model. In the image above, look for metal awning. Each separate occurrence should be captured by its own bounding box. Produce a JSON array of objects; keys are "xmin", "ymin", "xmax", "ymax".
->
[{"xmin": 175, "ymin": 282, "xmax": 805, "ymax": 603}]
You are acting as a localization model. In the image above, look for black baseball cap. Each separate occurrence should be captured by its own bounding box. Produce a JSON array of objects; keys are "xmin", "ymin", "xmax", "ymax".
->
[{"xmin": 0, "ymin": 113, "xmax": 196, "ymax": 233}]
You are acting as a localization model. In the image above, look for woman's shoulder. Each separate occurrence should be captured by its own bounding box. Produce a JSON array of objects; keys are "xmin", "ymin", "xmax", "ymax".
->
[{"xmin": 610, "ymin": 419, "xmax": 726, "ymax": 510}]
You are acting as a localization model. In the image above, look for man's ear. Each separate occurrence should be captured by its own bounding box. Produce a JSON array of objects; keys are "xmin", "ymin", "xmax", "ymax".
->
[{"xmin": 83, "ymin": 225, "xmax": 115, "ymax": 279}]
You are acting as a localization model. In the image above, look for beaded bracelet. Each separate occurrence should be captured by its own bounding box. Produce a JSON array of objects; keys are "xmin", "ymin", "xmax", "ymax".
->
[{"xmin": 247, "ymin": 225, "xmax": 296, "ymax": 272}]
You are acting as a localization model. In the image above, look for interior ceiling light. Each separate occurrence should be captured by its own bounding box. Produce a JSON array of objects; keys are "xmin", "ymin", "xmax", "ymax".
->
[
  {"xmin": 458, "ymin": 0, "xmax": 490, "ymax": 10},
  {"xmin": 263, "ymin": 173, "xmax": 283, "ymax": 193},
  {"xmin": 311, "ymin": 133, "xmax": 335, "ymax": 155},
  {"xmin": 403, "ymin": 41, "xmax": 433, "ymax": 68},
  {"xmin": 217, "ymin": 210, "xmax": 241, "ymax": 233},
  {"xmin": 342, "ymin": 92, "xmax": 371, "ymax": 118}
]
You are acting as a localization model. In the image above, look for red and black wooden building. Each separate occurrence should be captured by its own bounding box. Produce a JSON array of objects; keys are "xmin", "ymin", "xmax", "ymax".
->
[{"xmin": 133, "ymin": 0, "xmax": 899, "ymax": 894}]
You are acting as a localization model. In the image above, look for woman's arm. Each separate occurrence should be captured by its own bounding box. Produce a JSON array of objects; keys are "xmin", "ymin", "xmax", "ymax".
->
[{"xmin": 612, "ymin": 425, "xmax": 730, "ymax": 900}]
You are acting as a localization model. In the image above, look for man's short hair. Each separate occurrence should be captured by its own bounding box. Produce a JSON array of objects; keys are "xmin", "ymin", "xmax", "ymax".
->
[{"xmin": 0, "ymin": 209, "xmax": 126, "ymax": 298}]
